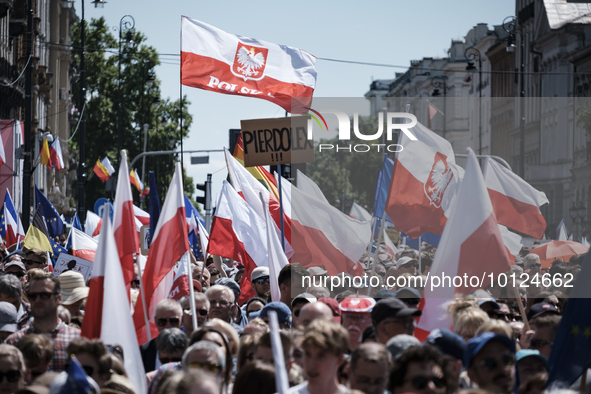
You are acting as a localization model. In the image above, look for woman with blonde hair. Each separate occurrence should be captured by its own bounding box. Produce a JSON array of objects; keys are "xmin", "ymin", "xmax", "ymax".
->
[
  {"xmin": 453, "ymin": 307, "xmax": 489, "ymax": 342},
  {"xmin": 475, "ymin": 319, "xmax": 514, "ymax": 339}
]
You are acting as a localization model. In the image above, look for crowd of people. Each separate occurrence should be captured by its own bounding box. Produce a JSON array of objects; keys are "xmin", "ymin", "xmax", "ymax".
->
[{"xmin": 0, "ymin": 240, "xmax": 583, "ymax": 394}]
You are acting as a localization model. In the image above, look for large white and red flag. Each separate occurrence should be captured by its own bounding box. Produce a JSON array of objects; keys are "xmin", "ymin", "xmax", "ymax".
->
[
  {"xmin": 49, "ymin": 137, "xmax": 64, "ymax": 170},
  {"xmin": 113, "ymin": 150, "xmax": 140, "ymax": 289},
  {"xmin": 133, "ymin": 205, "xmax": 150, "ymax": 226},
  {"xmin": 224, "ymin": 149, "xmax": 292, "ymax": 256},
  {"xmin": 291, "ymin": 171, "xmax": 370, "ymax": 276},
  {"xmin": 81, "ymin": 210, "xmax": 146, "ymax": 394},
  {"xmin": 84, "ymin": 211, "xmax": 102, "ymax": 237},
  {"xmin": 349, "ymin": 202, "xmax": 372, "ymax": 222},
  {"xmin": 416, "ymin": 149, "xmax": 512, "ymax": 341},
  {"xmin": 133, "ymin": 163, "xmax": 189, "ymax": 344},
  {"xmin": 71, "ymin": 228, "xmax": 98, "ymax": 262},
  {"xmin": 181, "ymin": 16, "xmax": 317, "ymax": 113},
  {"xmin": 168, "ymin": 253, "xmax": 192, "ymax": 301},
  {"xmin": 483, "ymin": 157, "xmax": 548, "ymax": 239},
  {"xmin": 385, "ymin": 121, "xmax": 464, "ymax": 238},
  {"xmin": 263, "ymin": 197, "xmax": 289, "ymax": 303},
  {"xmin": 208, "ymin": 180, "xmax": 269, "ymax": 305}
]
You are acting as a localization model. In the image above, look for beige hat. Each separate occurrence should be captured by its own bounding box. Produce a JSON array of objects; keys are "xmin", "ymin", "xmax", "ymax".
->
[{"xmin": 59, "ymin": 271, "xmax": 89, "ymax": 305}]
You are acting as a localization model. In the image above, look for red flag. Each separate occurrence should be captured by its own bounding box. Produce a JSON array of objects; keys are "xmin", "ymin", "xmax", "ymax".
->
[
  {"xmin": 484, "ymin": 157, "xmax": 548, "ymax": 239},
  {"xmin": 85, "ymin": 211, "xmax": 102, "ymax": 237},
  {"xmin": 49, "ymin": 137, "xmax": 65, "ymax": 170},
  {"xmin": 133, "ymin": 163, "xmax": 189, "ymax": 344},
  {"xmin": 428, "ymin": 102, "xmax": 437, "ymax": 129},
  {"xmin": 385, "ymin": 121, "xmax": 464, "ymax": 238},
  {"xmin": 113, "ymin": 151, "xmax": 140, "ymax": 291},
  {"xmin": 181, "ymin": 16, "xmax": 317, "ymax": 113},
  {"xmin": 167, "ymin": 254, "xmax": 192, "ymax": 301},
  {"xmin": 416, "ymin": 148, "xmax": 512, "ymax": 340},
  {"xmin": 71, "ymin": 228, "xmax": 98, "ymax": 262}
]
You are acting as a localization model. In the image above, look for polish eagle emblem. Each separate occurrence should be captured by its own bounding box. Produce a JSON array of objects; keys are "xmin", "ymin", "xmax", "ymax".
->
[
  {"xmin": 424, "ymin": 152, "xmax": 454, "ymax": 208},
  {"xmin": 232, "ymin": 42, "xmax": 268, "ymax": 81}
]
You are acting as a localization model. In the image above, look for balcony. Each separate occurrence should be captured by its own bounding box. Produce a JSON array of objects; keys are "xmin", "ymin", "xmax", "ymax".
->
[{"xmin": 0, "ymin": 0, "xmax": 13, "ymax": 19}]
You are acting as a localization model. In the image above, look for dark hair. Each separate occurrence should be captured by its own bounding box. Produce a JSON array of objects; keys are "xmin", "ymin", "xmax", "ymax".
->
[
  {"xmin": 350, "ymin": 342, "xmax": 391, "ymax": 372},
  {"xmin": 258, "ymin": 330, "xmax": 292, "ymax": 358},
  {"xmin": 15, "ymin": 334, "xmax": 54, "ymax": 368},
  {"xmin": 232, "ymin": 361, "xmax": 276, "ymax": 394},
  {"xmin": 0, "ymin": 275, "xmax": 22, "ymax": 299},
  {"xmin": 29, "ymin": 274, "xmax": 61, "ymax": 294},
  {"xmin": 278, "ymin": 263, "xmax": 308, "ymax": 286},
  {"xmin": 245, "ymin": 297, "xmax": 267, "ymax": 311},
  {"xmin": 156, "ymin": 328, "xmax": 189, "ymax": 355},
  {"xmin": 388, "ymin": 345, "xmax": 449, "ymax": 393},
  {"xmin": 535, "ymin": 314, "xmax": 561, "ymax": 340},
  {"xmin": 67, "ymin": 338, "xmax": 108, "ymax": 369}
]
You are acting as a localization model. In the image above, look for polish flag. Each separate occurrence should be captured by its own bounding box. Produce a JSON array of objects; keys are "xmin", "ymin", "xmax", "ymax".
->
[
  {"xmin": 416, "ymin": 149, "xmax": 512, "ymax": 341},
  {"xmin": 133, "ymin": 163, "xmax": 189, "ymax": 344},
  {"xmin": 499, "ymin": 224, "xmax": 523, "ymax": 260},
  {"xmin": 133, "ymin": 205, "xmax": 150, "ymax": 226},
  {"xmin": 483, "ymin": 157, "xmax": 548, "ymax": 239},
  {"xmin": 113, "ymin": 150, "xmax": 140, "ymax": 290},
  {"xmin": 291, "ymin": 171, "xmax": 371, "ymax": 276},
  {"xmin": 168, "ymin": 253, "xmax": 192, "ymax": 301},
  {"xmin": 263, "ymin": 198, "xmax": 289, "ymax": 303},
  {"xmin": 3, "ymin": 205, "xmax": 18, "ymax": 246},
  {"xmin": 84, "ymin": 211, "xmax": 102, "ymax": 237},
  {"xmin": 0, "ymin": 125, "xmax": 5, "ymax": 167},
  {"xmin": 181, "ymin": 16, "xmax": 317, "ymax": 114},
  {"xmin": 49, "ymin": 137, "xmax": 65, "ymax": 170},
  {"xmin": 383, "ymin": 228, "xmax": 398, "ymax": 256},
  {"xmin": 349, "ymin": 202, "xmax": 372, "ymax": 222},
  {"xmin": 208, "ymin": 181, "xmax": 269, "ymax": 304},
  {"xmin": 385, "ymin": 121, "xmax": 464, "ymax": 238},
  {"xmin": 71, "ymin": 228, "xmax": 98, "ymax": 262},
  {"xmin": 224, "ymin": 149, "xmax": 292, "ymax": 256},
  {"xmin": 3, "ymin": 190, "xmax": 25, "ymax": 245},
  {"xmin": 197, "ymin": 220, "xmax": 209, "ymax": 259},
  {"xmin": 81, "ymin": 210, "xmax": 147, "ymax": 394},
  {"xmin": 274, "ymin": 174, "xmax": 292, "ymax": 215}
]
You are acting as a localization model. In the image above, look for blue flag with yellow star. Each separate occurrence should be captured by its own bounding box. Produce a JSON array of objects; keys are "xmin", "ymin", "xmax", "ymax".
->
[
  {"xmin": 61, "ymin": 355, "xmax": 94, "ymax": 394},
  {"xmin": 547, "ymin": 252, "xmax": 591, "ymax": 388},
  {"xmin": 34, "ymin": 186, "xmax": 63, "ymax": 238},
  {"xmin": 188, "ymin": 229, "xmax": 202, "ymax": 259}
]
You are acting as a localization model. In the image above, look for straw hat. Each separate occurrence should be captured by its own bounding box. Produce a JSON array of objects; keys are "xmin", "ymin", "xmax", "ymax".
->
[{"xmin": 59, "ymin": 271, "xmax": 89, "ymax": 305}]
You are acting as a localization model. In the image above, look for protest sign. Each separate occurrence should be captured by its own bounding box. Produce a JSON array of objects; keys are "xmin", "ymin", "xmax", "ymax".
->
[{"xmin": 53, "ymin": 254, "xmax": 94, "ymax": 281}]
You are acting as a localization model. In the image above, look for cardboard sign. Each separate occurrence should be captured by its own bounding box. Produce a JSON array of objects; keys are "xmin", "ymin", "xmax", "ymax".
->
[
  {"xmin": 240, "ymin": 116, "xmax": 315, "ymax": 167},
  {"xmin": 53, "ymin": 254, "xmax": 94, "ymax": 281},
  {"xmin": 140, "ymin": 225, "xmax": 150, "ymax": 256}
]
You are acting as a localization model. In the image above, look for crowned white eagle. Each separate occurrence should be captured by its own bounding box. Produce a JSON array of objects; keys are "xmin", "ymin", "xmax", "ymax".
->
[{"xmin": 236, "ymin": 46, "xmax": 266, "ymax": 78}]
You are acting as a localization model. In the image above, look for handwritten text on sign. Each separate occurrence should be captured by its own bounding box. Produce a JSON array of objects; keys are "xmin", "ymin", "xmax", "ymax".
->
[{"xmin": 240, "ymin": 116, "xmax": 314, "ymax": 167}]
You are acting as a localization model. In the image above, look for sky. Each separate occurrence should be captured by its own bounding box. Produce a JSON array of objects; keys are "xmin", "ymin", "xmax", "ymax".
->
[{"xmin": 73, "ymin": 0, "xmax": 516, "ymax": 207}]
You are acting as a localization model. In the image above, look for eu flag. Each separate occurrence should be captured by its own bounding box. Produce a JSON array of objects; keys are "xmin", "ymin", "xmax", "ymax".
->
[
  {"xmin": 60, "ymin": 356, "xmax": 93, "ymax": 394},
  {"xmin": 148, "ymin": 171, "xmax": 160, "ymax": 247},
  {"xmin": 546, "ymin": 252, "xmax": 591, "ymax": 388},
  {"xmin": 34, "ymin": 186, "xmax": 63, "ymax": 238},
  {"xmin": 373, "ymin": 156, "xmax": 394, "ymax": 222},
  {"xmin": 188, "ymin": 229, "xmax": 203, "ymax": 259}
]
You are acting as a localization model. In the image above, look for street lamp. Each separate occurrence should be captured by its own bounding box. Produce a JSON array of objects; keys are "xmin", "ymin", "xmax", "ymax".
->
[
  {"xmin": 77, "ymin": 0, "xmax": 108, "ymax": 225},
  {"xmin": 465, "ymin": 46, "xmax": 483, "ymax": 155},
  {"xmin": 117, "ymin": 15, "xmax": 135, "ymax": 169},
  {"xmin": 503, "ymin": 16, "xmax": 526, "ymax": 178},
  {"xmin": 431, "ymin": 75, "xmax": 447, "ymax": 139}
]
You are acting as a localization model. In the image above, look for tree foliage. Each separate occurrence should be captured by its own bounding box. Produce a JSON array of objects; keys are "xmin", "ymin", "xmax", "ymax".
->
[{"xmin": 70, "ymin": 18, "xmax": 194, "ymax": 207}]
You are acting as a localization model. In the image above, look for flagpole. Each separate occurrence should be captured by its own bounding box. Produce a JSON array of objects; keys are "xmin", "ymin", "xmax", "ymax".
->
[
  {"xmin": 580, "ymin": 370, "xmax": 587, "ymax": 394},
  {"xmin": 418, "ymin": 235, "xmax": 422, "ymax": 273},
  {"xmin": 367, "ymin": 217, "xmax": 386, "ymax": 296},
  {"xmin": 185, "ymin": 253, "xmax": 198, "ymax": 331},
  {"xmin": 136, "ymin": 260, "xmax": 151, "ymax": 342},
  {"xmin": 277, "ymin": 164, "xmax": 285, "ymax": 252},
  {"xmin": 512, "ymin": 286, "xmax": 530, "ymax": 331}
]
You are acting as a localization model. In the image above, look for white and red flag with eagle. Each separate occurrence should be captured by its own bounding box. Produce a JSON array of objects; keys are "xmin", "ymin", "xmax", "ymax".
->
[
  {"xmin": 416, "ymin": 149, "xmax": 513, "ymax": 341},
  {"xmin": 181, "ymin": 16, "xmax": 317, "ymax": 113},
  {"xmin": 133, "ymin": 163, "xmax": 189, "ymax": 344},
  {"xmin": 113, "ymin": 151, "xmax": 139, "ymax": 292},
  {"xmin": 385, "ymin": 121, "xmax": 464, "ymax": 238}
]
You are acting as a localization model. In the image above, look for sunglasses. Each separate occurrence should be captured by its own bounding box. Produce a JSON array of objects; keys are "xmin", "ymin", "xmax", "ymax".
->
[
  {"xmin": 530, "ymin": 339, "xmax": 554, "ymax": 348},
  {"xmin": 6, "ymin": 271, "xmax": 25, "ymax": 278},
  {"xmin": 27, "ymin": 292, "xmax": 58, "ymax": 301},
  {"xmin": 402, "ymin": 262, "xmax": 419, "ymax": 269},
  {"xmin": 156, "ymin": 317, "xmax": 180, "ymax": 327},
  {"xmin": 478, "ymin": 354, "xmax": 516, "ymax": 371},
  {"xmin": 383, "ymin": 318, "xmax": 415, "ymax": 329},
  {"xmin": 529, "ymin": 264, "xmax": 541, "ymax": 269},
  {"xmin": 189, "ymin": 362, "xmax": 222, "ymax": 373},
  {"xmin": 131, "ymin": 279, "xmax": 140, "ymax": 287},
  {"xmin": 159, "ymin": 357, "xmax": 182, "ymax": 364},
  {"xmin": 0, "ymin": 370, "xmax": 20, "ymax": 383},
  {"xmin": 184, "ymin": 309, "xmax": 208, "ymax": 316},
  {"xmin": 406, "ymin": 375, "xmax": 445, "ymax": 390},
  {"xmin": 254, "ymin": 277, "xmax": 270, "ymax": 285},
  {"xmin": 403, "ymin": 298, "xmax": 421, "ymax": 306},
  {"xmin": 23, "ymin": 259, "xmax": 42, "ymax": 266}
]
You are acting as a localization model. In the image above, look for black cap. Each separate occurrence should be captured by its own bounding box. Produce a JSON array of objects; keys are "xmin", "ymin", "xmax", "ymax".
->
[
  {"xmin": 527, "ymin": 302, "xmax": 559, "ymax": 321},
  {"xmin": 371, "ymin": 297, "xmax": 421, "ymax": 326}
]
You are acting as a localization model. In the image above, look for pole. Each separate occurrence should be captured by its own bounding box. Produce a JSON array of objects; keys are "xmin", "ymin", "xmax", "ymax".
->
[
  {"xmin": 136, "ymin": 260, "xmax": 151, "ymax": 342},
  {"xmin": 519, "ymin": 26, "xmax": 526, "ymax": 178},
  {"xmin": 443, "ymin": 82, "xmax": 447, "ymax": 139},
  {"xmin": 141, "ymin": 124, "xmax": 148, "ymax": 209},
  {"xmin": 418, "ymin": 235, "xmax": 422, "ymax": 274},
  {"xmin": 186, "ymin": 253, "xmax": 198, "ymax": 331},
  {"xmin": 580, "ymin": 370, "xmax": 587, "ymax": 394},
  {"xmin": 367, "ymin": 217, "xmax": 385, "ymax": 296},
  {"xmin": 478, "ymin": 58, "xmax": 482, "ymax": 155},
  {"xmin": 117, "ymin": 19, "xmax": 123, "ymax": 169},
  {"xmin": 23, "ymin": 3, "xmax": 33, "ymax": 231},
  {"xmin": 180, "ymin": 84, "xmax": 184, "ymax": 177},
  {"xmin": 77, "ymin": 0, "xmax": 86, "ymax": 224},
  {"xmin": 277, "ymin": 164, "xmax": 285, "ymax": 252}
]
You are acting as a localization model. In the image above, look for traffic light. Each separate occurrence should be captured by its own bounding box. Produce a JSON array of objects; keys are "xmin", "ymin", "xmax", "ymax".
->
[{"xmin": 196, "ymin": 174, "xmax": 212, "ymax": 230}]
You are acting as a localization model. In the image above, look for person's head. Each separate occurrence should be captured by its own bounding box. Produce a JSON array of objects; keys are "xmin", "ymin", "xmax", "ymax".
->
[
  {"xmin": 0, "ymin": 276, "xmax": 22, "ymax": 312},
  {"xmin": 189, "ymin": 326, "xmax": 233, "ymax": 385},
  {"xmin": 208, "ymin": 268, "xmax": 221, "ymax": 286},
  {"xmin": 58, "ymin": 271, "xmax": 89, "ymax": 316},
  {"xmin": 131, "ymin": 263, "xmax": 140, "ymax": 290},
  {"xmin": 66, "ymin": 337, "xmax": 110, "ymax": 387},
  {"xmin": 388, "ymin": 345, "xmax": 448, "ymax": 394},
  {"xmin": 236, "ymin": 333, "xmax": 260, "ymax": 372},
  {"xmin": 526, "ymin": 302, "xmax": 559, "ymax": 328},
  {"xmin": 0, "ymin": 344, "xmax": 25, "ymax": 393},
  {"xmin": 339, "ymin": 297, "xmax": 376, "ymax": 350},
  {"xmin": 395, "ymin": 287, "xmax": 422, "ymax": 308},
  {"xmin": 3, "ymin": 261, "xmax": 26, "ymax": 288},
  {"xmin": 205, "ymin": 285, "xmax": 235, "ymax": 323},
  {"xmin": 466, "ymin": 332, "xmax": 516, "ymax": 394},
  {"xmin": 154, "ymin": 299, "xmax": 183, "ymax": 332},
  {"xmin": 516, "ymin": 349, "xmax": 547, "ymax": 385},
  {"xmin": 301, "ymin": 319, "xmax": 349, "ymax": 388},
  {"xmin": 244, "ymin": 297, "xmax": 266, "ymax": 321},
  {"xmin": 290, "ymin": 293, "xmax": 316, "ymax": 328},
  {"xmin": 348, "ymin": 343, "xmax": 391, "ymax": 394},
  {"xmin": 232, "ymin": 361, "xmax": 276, "ymax": 394},
  {"xmin": 179, "ymin": 293, "xmax": 209, "ymax": 335},
  {"xmin": 255, "ymin": 331, "xmax": 293, "ymax": 371},
  {"xmin": 396, "ymin": 257, "xmax": 418, "ymax": 276},
  {"xmin": 371, "ymin": 298, "xmax": 421, "ymax": 344},
  {"xmin": 453, "ymin": 307, "xmax": 489, "ymax": 342},
  {"xmin": 157, "ymin": 328, "xmax": 189, "ymax": 365},
  {"xmin": 426, "ymin": 328, "xmax": 465, "ymax": 392},
  {"xmin": 204, "ymin": 318, "xmax": 239, "ymax": 356},
  {"xmin": 174, "ymin": 368, "xmax": 220, "ymax": 394},
  {"xmin": 192, "ymin": 264, "xmax": 211, "ymax": 292},
  {"xmin": 277, "ymin": 263, "xmax": 308, "ymax": 306},
  {"xmin": 0, "ymin": 303, "xmax": 17, "ymax": 342},
  {"xmin": 241, "ymin": 318, "xmax": 269, "ymax": 336},
  {"xmin": 251, "ymin": 302, "xmax": 292, "ymax": 329},
  {"xmin": 23, "ymin": 249, "xmax": 47, "ymax": 271},
  {"xmin": 182, "ymin": 341, "xmax": 226, "ymax": 386},
  {"xmin": 297, "ymin": 301, "xmax": 332, "ymax": 329},
  {"xmin": 27, "ymin": 275, "xmax": 61, "ymax": 320},
  {"xmin": 250, "ymin": 267, "xmax": 270, "ymax": 300},
  {"xmin": 307, "ymin": 286, "xmax": 330, "ymax": 299},
  {"xmin": 523, "ymin": 254, "xmax": 541, "ymax": 274},
  {"xmin": 530, "ymin": 314, "xmax": 561, "ymax": 358},
  {"xmin": 14, "ymin": 334, "xmax": 53, "ymax": 382}
]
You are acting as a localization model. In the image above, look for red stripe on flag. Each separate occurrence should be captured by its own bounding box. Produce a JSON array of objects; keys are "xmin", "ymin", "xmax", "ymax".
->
[
  {"xmin": 181, "ymin": 52, "xmax": 313, "ymax": 114},
  {"xmin": 114, "ymin": 201, "xmax": 139, "ymax": 288},
  {"xmin": 488, "ymin": 189, "xmax": 546, "ymax": 239},
  {"xmin": 81, "ymin": 276, "xmax": 104, "ymax": 339},
  {"xmin": 73, "ymin": 249, "xmax": 96, "ymax": 262}
]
